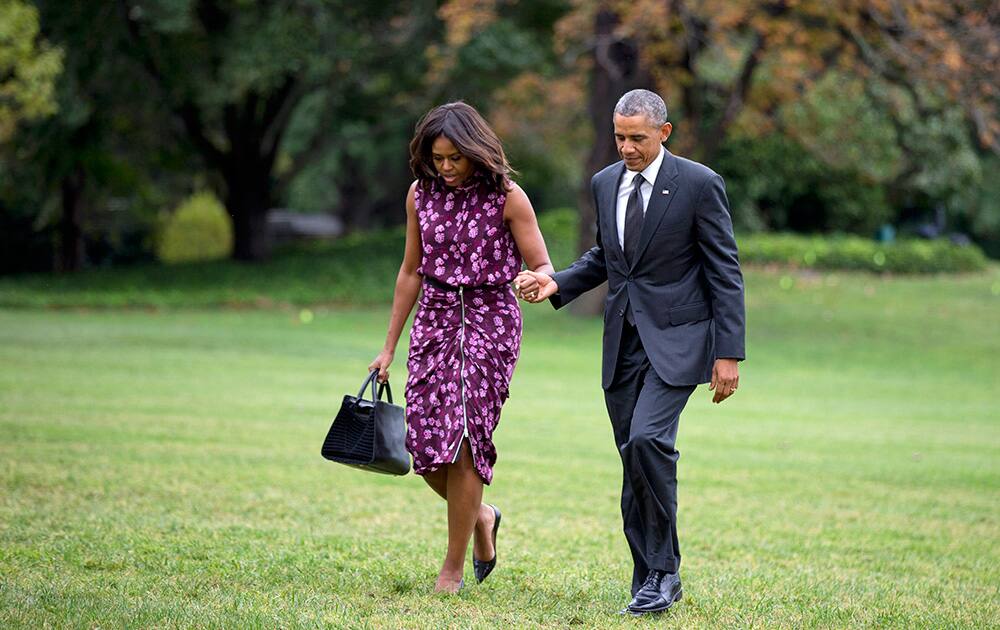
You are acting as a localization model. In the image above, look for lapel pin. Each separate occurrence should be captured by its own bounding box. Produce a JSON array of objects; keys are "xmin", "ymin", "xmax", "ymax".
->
[{"xmin": 662, "ymin": 189, "xmax": 669, "ymax": 195}]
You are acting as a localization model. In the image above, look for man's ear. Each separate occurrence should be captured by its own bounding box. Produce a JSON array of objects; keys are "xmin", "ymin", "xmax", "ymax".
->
[{"xmin": 661, "ymin": 122, "xmax": 672, "ymax": 143}]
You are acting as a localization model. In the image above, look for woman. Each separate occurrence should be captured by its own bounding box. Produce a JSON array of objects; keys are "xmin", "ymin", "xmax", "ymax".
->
[{"xmin": 369, "ymin": 102, "xmax": 553, "ymax": 593}]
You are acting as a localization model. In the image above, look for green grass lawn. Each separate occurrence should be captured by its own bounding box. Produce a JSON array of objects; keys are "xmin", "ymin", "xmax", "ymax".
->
[{"xmin": 1, "ymin": 267, "xmax": 998, "ymax": 628}]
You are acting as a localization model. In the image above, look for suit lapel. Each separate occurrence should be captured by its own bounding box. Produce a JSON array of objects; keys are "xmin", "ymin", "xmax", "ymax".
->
[{"xmin": 630, "ymin": 150, "xmax": 680, "ymax": 272}]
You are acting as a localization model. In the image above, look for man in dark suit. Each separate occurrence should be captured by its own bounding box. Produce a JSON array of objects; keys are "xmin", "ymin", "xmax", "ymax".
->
[{"xmin": 515, "ymin": 89, "xmax": 745, "ymax": 616}]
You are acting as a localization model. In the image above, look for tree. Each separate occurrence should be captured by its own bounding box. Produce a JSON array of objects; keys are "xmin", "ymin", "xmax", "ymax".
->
[
  {"xmin": 116, "ymin": 0, "xmax": 436, "ymax": 260},
  {"xmin": 280, "ymin": 1, "xmax": 441, "ymax": 233},
  {"xmin": 546, "ymin": 1, "xmax": 1000, "ymax": 281},
  {"xmin": 423, "ymin": 0, "xmax": 579, "ymax": 212},
  {"xmin": 1, "ymin": 1, "xmax": 175, "ymax": 273},
  {"xmin": 0, "ymin": 0, "xmax": 61, "ymax": 142},
  {"xmin": 0, "ymin": 0, "xmax": 62, "ymax": 274}
]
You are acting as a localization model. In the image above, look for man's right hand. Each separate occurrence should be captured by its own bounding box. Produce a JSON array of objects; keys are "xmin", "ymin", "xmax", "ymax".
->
[
  {"xmin": 368, "ymin": 350, "xmax": 393, "ymax": 383},
  {"xmin": 514, "ymin": 270, "xmax": 558, "ymax": 303}
]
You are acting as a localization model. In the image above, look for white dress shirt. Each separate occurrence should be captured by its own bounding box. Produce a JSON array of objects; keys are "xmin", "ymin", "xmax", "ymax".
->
[{"xmin": 616, "ymin": 146, "xmax": 665, "ymax": 248}]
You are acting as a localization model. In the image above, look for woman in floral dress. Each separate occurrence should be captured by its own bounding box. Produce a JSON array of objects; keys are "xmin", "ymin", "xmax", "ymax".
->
[{"xmin": 369, "ymin": 102, "xmax": 553, "ymax": 593}]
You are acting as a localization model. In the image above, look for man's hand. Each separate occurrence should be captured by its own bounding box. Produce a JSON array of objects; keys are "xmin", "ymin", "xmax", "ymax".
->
[
  {"xmin": 514, "ymin": 270, "xmax": 558, "ymax": 303},
  {"xmin": 709, "ymin": 358, "xmax": 739, "ymax": 404}
]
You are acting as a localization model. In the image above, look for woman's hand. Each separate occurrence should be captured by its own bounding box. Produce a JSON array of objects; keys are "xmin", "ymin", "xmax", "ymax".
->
[
  {"xmin": 368, "ymin": 350, "xmax": 394, "ymax": 383},
  {"xmin": 514, "ymin": 270, "xmax": 557, "ymax": 303}
]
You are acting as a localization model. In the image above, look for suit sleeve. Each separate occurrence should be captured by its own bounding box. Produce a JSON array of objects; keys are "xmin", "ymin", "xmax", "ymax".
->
[
  {"xmin": 549, "ymin": 177, "xmax": 608, "ymax": 309},
  {"xmin": 695, "ymin": 174, "xmax": 746, "ymax": 360}
]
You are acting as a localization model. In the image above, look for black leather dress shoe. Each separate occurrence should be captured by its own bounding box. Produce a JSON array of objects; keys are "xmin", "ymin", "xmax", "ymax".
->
[
  {"xmin": 473, "ymin": 504, "xmax": 501, "ymax": 583},
  {"xmin": 627, "ymin": 570, "xmax": 682, "ymax": 615}
]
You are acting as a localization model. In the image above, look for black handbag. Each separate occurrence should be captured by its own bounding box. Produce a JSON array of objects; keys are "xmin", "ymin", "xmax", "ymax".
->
[{"xmin": 321, "ymin": 370, "xmax": 411, "ymax": 475}]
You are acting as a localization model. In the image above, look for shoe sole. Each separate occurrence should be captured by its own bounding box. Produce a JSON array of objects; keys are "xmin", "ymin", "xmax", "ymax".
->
[{"xmin": 627, "ymin": 589, "xmax": 683, "ymax": 615}]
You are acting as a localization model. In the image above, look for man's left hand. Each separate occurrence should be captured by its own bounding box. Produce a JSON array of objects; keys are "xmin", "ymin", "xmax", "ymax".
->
[{"xmin": 709, "ymin": 358, "xmax": 739, "ymax": 404}]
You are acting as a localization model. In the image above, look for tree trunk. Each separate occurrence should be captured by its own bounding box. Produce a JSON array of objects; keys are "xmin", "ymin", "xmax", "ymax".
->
[
  {"xmin": 572, "ymin": 7, "xmax": 651, "ymax": 316},
  {"xmin": 337, "ymin": 159, "xmax": 372, "ymax": 233},
  {"xmin": 226, "ymin": 162, "xmax": 273, "ymax": 261},
  {"xmin": 56, "ymin": 167, "xmax": 85, "ymax": 272}
]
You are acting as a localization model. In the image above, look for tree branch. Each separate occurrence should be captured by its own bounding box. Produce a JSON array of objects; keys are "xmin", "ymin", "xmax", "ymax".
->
[
  {"xmin": 673, "ymin": 0, "xmax": 706, "ymax": 139},
  {"xmin": 700, "ymin": 30, "xmax": 765, "ymax": 161},
  {"xmin": 260, "ymin": 76, "xmax": 302, "ymax": 161},
  {"xmin": 117, "ymin": 0, "xmax": 226, "ymax": 168}
]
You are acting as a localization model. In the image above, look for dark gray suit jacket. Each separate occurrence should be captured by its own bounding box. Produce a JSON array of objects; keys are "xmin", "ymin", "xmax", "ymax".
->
[{"xmin": 551, "ymin": 150, "xmax": 746, "ymax": 389}]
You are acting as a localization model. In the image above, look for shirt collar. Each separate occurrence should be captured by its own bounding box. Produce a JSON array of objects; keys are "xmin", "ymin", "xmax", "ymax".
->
[{"xmin": 626, "ymin": 146, "xmax": 665, "ymax": 187}]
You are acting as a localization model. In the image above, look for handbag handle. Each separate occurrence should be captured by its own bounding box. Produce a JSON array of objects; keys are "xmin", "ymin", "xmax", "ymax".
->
[
  {"xmin": 359, "ymin": 369, "xmax": 394, "ymax": 404},
  {"xmin": 379, "ymin": 380, "xmax": 394, "ymax": 404}
]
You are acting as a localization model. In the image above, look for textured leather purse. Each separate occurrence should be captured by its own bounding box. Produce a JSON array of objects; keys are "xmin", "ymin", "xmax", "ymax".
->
[{"xmin": 321, "ymin": 370, "xmax": 410, "ymax": 475}]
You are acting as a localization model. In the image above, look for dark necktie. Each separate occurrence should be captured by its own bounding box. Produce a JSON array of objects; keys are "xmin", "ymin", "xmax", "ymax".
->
[
  {"xmin": 623, "ymin": 173, "xmax": 644, "ymax": 326},
  {"xmin": 623, "ymin": 173, "xmax": 645, "ymax": 267}
]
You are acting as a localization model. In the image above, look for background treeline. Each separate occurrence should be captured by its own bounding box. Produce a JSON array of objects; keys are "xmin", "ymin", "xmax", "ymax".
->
[{"xmin": 1, "ymin": 0, "xmax": 997, "ymax": 275}]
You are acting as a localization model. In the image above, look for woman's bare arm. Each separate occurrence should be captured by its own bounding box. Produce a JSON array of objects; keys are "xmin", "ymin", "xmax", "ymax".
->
[
  {"xmin": 505, "ymin": 183, "xmax": 555, "ymax": 282},
  {"xmin": 368, "ymin": 181, "xmax": 423, "ymax": 383}
]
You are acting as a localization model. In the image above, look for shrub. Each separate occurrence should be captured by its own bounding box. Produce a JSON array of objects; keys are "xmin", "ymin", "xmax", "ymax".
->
[
  {"xmin": 538, "ymin": 208, "xmax": 988, "ymax": 274},
  {"xmin": 740, "ymin": 233, "xmax": 988, "ymax": 274},
  {"xmin": 156, "ymin": 192, "xmax": 233, "ymax": 264}
]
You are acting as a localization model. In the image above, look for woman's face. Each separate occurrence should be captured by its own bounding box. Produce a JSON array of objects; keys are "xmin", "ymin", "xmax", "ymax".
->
[{"xmin": 431, "ymin": 135, "xmax": 474, "ymax": 187}]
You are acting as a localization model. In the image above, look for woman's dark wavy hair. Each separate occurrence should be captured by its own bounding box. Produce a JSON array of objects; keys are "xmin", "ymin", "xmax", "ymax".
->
[{"xmin": 409, "ymin": 102, "xmax": 516, "ymax": 192}]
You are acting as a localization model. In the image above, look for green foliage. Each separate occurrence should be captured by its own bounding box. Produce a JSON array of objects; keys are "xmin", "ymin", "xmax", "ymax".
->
[
  {"xmin": 740, "ymin": 232, "xmax": 987, "ymax": 274},
  {"xmin": 536, "ymin": 207, "xmax": 581, "ymax": 270},
  {"xmin": 950, "ymin": 154, "xmax": 1000, "ymax": 258},
  {"xmin": 780, "ymin": 73, "xmax": 901, "ymax": 184},
  {"xmin": 4, "ymin": 207, "xmax": 990, "ymax": 310},
  {"xmin": 541, "ymin": 207, "xmax": 986, "ymax": 274},
  {"xmin": 0, "ymin": 0, "xmax": 63, "ymax": 142},
  {"xmin": 279, "ymin": 6, "xmax": 442, "ymax": 229},
  {"xmin": 453, "ymin": 20, "xmax": 548, "ymax": 103},
  {"xmin": 2, "ymin": 1, "xmax": 997, "ymax": 272},
  {"xmin": 0, "ymin": 225, "xmax": 405, "ymax": 308},
  {"xmin": 715, "ymin": 135, "xmax": 894, "ymax": 235},
  {"xmin": 0, "ymin": 2, "xmax": 191, "ymax": 273},
  {"xmin": 888, "ymin": 86, "xmax": 983, "ymax": 209},
  {"xmin": 156, "ymin": 192, "xmax": 233, "ymax": 264}
]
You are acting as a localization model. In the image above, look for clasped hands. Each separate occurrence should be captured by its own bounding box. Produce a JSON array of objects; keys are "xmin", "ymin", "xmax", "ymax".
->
[
  {"xmin": 513, "ymin": 270, "xmax": 557, "ymax": 303},
  {"xmin": 513, "ymin": 270, "xmax": 740, "ymax": 404}
]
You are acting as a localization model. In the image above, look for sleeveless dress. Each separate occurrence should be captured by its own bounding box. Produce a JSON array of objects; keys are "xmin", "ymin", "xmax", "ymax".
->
[{"xmin": 404, "ymin": 172, "xmax": 523, "ymax": 485}]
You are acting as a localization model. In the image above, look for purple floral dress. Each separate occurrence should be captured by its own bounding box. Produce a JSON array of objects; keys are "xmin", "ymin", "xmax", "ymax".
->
[{"xmin": 404, "ymin": 172, "xmax": 523, "ymax": 485}]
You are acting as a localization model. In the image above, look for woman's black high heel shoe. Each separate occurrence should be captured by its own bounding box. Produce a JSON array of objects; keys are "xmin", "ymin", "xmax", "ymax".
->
[{"xmin": 473, "ymin": 504, "xmax": 501, "ymax": 583}]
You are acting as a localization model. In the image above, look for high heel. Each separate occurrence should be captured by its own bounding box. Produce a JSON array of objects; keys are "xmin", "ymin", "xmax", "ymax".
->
[{"xmin": 473, "ymin": 504, "xmax": 501, "ymax": 583}]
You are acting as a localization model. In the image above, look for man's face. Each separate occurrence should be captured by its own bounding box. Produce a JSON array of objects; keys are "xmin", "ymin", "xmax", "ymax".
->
[{"xmin": 614, "ymin": 113, "xmax": 672, "ymax": 172}]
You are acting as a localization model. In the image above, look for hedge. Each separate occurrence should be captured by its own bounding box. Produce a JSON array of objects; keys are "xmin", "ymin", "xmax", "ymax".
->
[
  {"xmin": 738, "ymin": 233, "xmax": 987, "ymax": 274},
  {"xmin": 536, "ymin": 208, "xmax": 987, "ymax": 274}
]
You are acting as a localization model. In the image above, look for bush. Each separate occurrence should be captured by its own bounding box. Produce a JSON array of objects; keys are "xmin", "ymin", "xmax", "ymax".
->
[
  {"xmin": 740, "ymin": 233, "xmax": 988, "ymax": 274},
  {"xmin": 715, "ymin": 135, "xmax": 895, "ymax": 235},
  {"xmin": 538, "ymin": 208, "xmax": 987, "ymax": 274},
  {"xmin": 156, "ymin": 192, "xmax": 233, "ymax": 264}
]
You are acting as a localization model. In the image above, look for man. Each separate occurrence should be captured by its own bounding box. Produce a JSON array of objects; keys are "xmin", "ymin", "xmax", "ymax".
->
[{"xmin": 515, "ymin": 89, "xmax": 745, "ymax": 615}]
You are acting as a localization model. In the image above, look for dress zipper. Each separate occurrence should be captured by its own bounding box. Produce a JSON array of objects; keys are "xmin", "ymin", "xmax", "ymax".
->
[{"xmin": 451, "ymin": 286, "xmax": 470, "ymax": 464}]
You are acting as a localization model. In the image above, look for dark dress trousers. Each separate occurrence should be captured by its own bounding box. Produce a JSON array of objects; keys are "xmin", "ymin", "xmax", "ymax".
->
[{"xmin": 550, "ymin": 149, "xmax": 746, "ymax": 594}]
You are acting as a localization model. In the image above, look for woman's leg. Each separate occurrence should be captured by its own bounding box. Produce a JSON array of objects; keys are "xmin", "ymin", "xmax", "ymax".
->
[
  {"xmin": 423, "ymin": 467, "xmax": 448, "ymax": 500},
  {"xmin": 434, "ymin": 439, "xmax": 484, "ymax": 593},
  {"xmin": 424, "ymin": 465, "xmax": 496, "ymax": 568}
]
